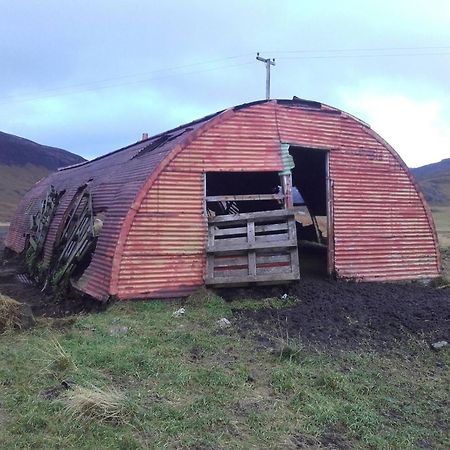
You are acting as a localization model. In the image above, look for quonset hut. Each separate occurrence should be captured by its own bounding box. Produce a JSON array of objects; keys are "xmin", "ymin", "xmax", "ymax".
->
[{"xmin": 5, "ymin": 98, "xmax": 441, "ymax": 301}]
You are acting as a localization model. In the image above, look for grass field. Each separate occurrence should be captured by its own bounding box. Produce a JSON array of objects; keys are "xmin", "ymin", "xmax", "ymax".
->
[
  {"xmin": 0, "ymin": 292, "xmax": 449, "ymax": 449},
  {"xmin": 431, "ymin": 206, "xmax": 450, "ymax": 249}
]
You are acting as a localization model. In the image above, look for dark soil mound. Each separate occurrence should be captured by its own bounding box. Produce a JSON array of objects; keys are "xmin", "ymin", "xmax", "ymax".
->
[
  {"xmin": 228, "ymin": 278, "xmax": 450, "ymax": 350},
  {"xmin": 0, "ymin": 234, "xmax": 105, "ymax": 317}
]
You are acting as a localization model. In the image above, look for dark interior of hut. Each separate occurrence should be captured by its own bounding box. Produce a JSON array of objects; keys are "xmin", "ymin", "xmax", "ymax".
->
[
  {"xmin": 290, "ymin": 146, "xmax": 329, "ymax": 277},
  {"xmin": 205, "ymin": 171, "xmax": 282, "ymax": 215}
]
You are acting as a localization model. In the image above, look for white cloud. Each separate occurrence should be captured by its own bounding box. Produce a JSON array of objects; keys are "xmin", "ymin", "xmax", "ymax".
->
[{"xmin": 339, "ymin": 84, "xmax": 450, "ymax": 167}]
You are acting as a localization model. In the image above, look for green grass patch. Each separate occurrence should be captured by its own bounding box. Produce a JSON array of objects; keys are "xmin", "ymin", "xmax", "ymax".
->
[{"xmin": 0, "ymin": 292, "xmax": 448, "ymax": 449}]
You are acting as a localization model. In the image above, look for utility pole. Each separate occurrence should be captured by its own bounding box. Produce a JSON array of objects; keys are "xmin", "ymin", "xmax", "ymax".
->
[{"xmin": 256, "ymin": 53, "xmax": 276, "ymax": 100}]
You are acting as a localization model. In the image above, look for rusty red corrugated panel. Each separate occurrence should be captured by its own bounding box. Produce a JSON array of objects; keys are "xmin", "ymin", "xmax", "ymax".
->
[
  {"xmin": 275, "ymin": 102, "xmax": 439, "ymax": 281},
  {"xmin": 116, "ymin": 103, "xmax": 285, "ymax": 299},
  {"xmin": 330, "ymin": 124, "xmax": 440, "ymax": 281}
]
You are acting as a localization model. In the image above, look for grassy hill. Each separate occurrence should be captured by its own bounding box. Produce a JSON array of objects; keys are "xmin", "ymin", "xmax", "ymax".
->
[
  {"xmin": 412, "ymin": 158, "xmax": 450, "ymax": 248},
  {"xmin": 0, "ymin": 131, "xmax": 85, "ymax": 222},
  {"xmin": 412, "ymin": 158, "xmax": 450, "ymax": 206}
]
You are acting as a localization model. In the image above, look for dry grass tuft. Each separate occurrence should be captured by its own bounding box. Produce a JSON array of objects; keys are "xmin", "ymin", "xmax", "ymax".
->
[
  {"xmin": 64, "ymin": 385, "xmax": 130, "ymax": 423},
  {"xmin": 40, "ymin": 338, "xmax": 78, "ymax": 372},
  {"xmin": 0, "ymin": 294, "xmax": 24, "ymax": 332}
]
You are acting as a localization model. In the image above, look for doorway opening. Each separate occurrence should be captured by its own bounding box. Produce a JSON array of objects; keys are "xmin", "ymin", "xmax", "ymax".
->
[{"xmin": 289, "ymin": 146, "xmax": 329, "ymax": 277}]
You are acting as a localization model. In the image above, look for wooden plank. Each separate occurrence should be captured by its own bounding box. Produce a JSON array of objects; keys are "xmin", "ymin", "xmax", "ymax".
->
[
  {"xmin": 205, "ymin": 271, "xmax": 300, "ymax": 286},
  {"xmin": 257, "ymin": 265, "xmax": 292, "ymax": 275},
  {"xmin": 287, "ymin": 217, "xmax": 300, "ymax": 278},
  {"xmin": 255, "ymin": 232, "xmax": 289, "ymax": 243},
  {"xmin": 290, "ymin": 247, "xmax": 300, "ymax": 278},
  {"xmin": 256, "ymin": 254, "xmax": 291, "ymax": 264},
  {"xmin": 207, "ymin": 254, "xmax": 215, "ymax": 279},
  {"xmin": 209, "ymin": 209, "xmax": 296, "ymax": 224},
  {"xmin": 207, "ymin": 224, "xmax": 215, "ymax": 248},
  {"xmin": 215, "ymin": 236, "xmax": 248, "ymax": 245},
  {"xmin": 206, "ymin": 193, "xmax": 284, "ymax": 202},
  {"xmin": 255, "ymin": 223, "xmax": 288, "ymax": 233},
  {"xmin": 287, "ymin": 216, "xmax": 296, "ymax": 240},
  {"xmin": 214, "ymin": 267, "xmax": 249, "ymax": 277},
  {"xmin": 207, "ymin": 239, "xmax": 298, "ymax": 254},
  {"xmin": 214, "ymin": 255, "xmax": 248, "ymax": 268},
  {"xmin": 214, "ymin": 226, "xmax": 247, "ymax": 236}
]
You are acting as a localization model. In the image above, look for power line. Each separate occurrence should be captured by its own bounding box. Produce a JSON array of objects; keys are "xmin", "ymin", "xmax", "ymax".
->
[
  {"xmin": 1, "ymin": 45, "xmax": 449, "ymax": 105},
  {"xmin": 0, "ymin": 53, "xmax": 253, "ymax": 104},
  {"xmin": 0, "ymin": 59, "xmax": 254, "ymax": 105},
  {"xmin": 264, "ymin": 45, "xmax": 450, "ymax": 54},
  {"xmin": 277, "ymin": 51, "xmax": 450, "ymax": 60}
]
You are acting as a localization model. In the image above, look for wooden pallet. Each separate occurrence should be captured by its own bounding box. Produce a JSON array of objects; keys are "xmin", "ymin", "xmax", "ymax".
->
[
  {"xmin": 29, "ymin": 186, "xmax": 61, "ymax": 256},
  {"xmin": 51, "ymin": 190, "xmax": 95, "ymax": 285},
  {"xmin": 205, "ymin": 209, "xmax": 300, "ymax": 287}
]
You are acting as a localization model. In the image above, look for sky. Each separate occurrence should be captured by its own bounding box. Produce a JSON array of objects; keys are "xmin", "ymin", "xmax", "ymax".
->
[{"xmin": 0, "ymin": 0, "xmax": 449, "ymax": 167}]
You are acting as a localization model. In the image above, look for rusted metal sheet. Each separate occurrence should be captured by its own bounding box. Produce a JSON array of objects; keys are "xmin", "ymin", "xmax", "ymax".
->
[{"xmin": 116, "ymin": 105, "xmax": 285, "ymax": 298}]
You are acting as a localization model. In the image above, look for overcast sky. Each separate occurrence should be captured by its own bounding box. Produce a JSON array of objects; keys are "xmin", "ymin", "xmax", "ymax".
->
[{"xmin": 1, "ymin": 1, "xmax": 449, "ymax": 167}]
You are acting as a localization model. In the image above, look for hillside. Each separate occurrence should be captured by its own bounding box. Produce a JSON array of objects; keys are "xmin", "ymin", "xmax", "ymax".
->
[
  {"xmin": 412, "ymin": 158, "xmax": 450, "ymax": 205},
  {"xmin": 0, "ymin": 131, "xmax": 85, "ymax": 222}
]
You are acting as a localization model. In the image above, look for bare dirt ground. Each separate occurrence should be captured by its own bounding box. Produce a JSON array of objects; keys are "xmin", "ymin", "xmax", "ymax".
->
[{"xmin": 228, "ymin": 277, "xmax": 450, "ymax": 351}]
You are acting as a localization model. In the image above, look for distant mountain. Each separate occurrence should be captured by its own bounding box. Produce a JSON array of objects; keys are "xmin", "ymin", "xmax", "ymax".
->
[
  {"xmin": 0, "ymin": 131, "xmax": 85, "ymax": 222},
  {"xmin": 411, "ymin": 158, "xmax": 450, "ymax": 206}
]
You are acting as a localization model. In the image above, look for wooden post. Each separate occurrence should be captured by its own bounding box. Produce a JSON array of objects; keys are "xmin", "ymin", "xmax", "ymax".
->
[
  {"xmin": 247, "ymin": 220, "xmax": 256, "ymax": 276},
  {"xmin": 281, "ymin": 173, "xmax": 293, "ymax": 209}
]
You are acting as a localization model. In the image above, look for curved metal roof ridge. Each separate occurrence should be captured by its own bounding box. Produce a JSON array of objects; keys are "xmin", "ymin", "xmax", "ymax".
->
[
  {"xmin": 57, "ymin": 97, "xmax": 373, "ymax": 173},
  {"xmin": 58, "ymin": 108, "xmax": 226, "ymax": 172}
]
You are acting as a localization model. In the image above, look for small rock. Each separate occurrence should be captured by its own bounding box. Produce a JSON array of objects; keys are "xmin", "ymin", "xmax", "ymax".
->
[
  {"xmin": 431, "ymin": 341, "xmax": 448, "ymax": 350},
  {"xmin": 109, "ymin": 325, "xmax": 129, "ymax": 336},
  {"xmin": 217, "ymin": 317, "xmax": 231, "ymax": 328},
  {"xmin": 61, "ymin": 379, "xmax": 76, "ymax": 390},
  {"xmin": 172, "ymin": 307, "xmax": 186, "ymax": 318}
]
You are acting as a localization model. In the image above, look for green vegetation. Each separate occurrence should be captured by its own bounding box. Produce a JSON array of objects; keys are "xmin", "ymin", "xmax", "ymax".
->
[
  {"xmin": 432, "ymin": 206, "xmax": 450, "ymax": 249},
  {"xmin": 0, "ymin": 291, "xmax": 448, "ymax": 449}
]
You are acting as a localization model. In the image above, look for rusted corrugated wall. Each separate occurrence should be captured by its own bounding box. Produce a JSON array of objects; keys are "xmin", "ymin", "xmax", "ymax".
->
[
  {"xmin": 275, "ymin": 104, "xmax": 440, "ymax": 280},
  {"xmin": 116, "ymin": 104, "xmax": 285, "ymax": 298}
]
